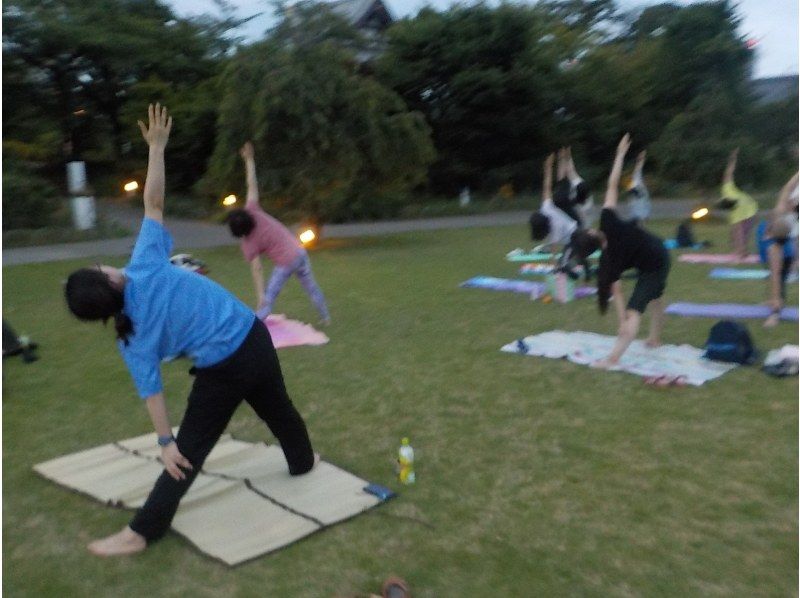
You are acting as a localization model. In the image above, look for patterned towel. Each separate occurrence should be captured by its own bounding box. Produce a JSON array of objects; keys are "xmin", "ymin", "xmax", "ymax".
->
[{"xmin": 501, "ymin": 330, "xmax": 737, "ymax": 386}]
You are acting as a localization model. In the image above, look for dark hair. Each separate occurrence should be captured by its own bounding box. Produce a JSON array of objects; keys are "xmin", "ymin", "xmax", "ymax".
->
[
  {"xmin": 573, "ymin": 181, "xmax": 590, "ymax": 205},
  {"xmin": 226, "ymin": 209, "xmax": 256, "ymax": 238},
  {"xmin": 529, "ymin": 211, "xmax": 551, "ymax": 240},
  {"xmin": 569, "ymin": 230, "xmax": 609, "ymax": 313},
  {"xmin": 64, "ymin": 268, "xmax": 133, "ymax": 344},
  {"xmin": 595, "ymin": 253, "xmax": 612, "ymax": 314},
  {"xmin": 553, "ymin": 178, "xmax": 571, "ymax": 206}
]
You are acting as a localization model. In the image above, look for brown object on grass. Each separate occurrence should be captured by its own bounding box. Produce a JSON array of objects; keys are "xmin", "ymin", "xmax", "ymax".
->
[{"xmin": 382, "ymin": 576, "xmax": 411, "ymax": 598}]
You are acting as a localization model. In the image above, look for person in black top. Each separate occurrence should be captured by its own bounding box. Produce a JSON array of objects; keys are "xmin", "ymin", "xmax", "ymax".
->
[{"xmin": 570, "ymin": 134, "xmax": 670, "ymax": 368}]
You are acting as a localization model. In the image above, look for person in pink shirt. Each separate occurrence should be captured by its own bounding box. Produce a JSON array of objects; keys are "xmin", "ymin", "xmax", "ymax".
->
[{"xmin": 226, "ymin": 142, "xmax": 330, "ymax": 325}]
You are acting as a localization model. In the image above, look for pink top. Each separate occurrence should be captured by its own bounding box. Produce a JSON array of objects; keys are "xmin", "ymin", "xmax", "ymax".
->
[{"xmin": 240, "ymin": 202, "xmax": 301, "ymax": 266}]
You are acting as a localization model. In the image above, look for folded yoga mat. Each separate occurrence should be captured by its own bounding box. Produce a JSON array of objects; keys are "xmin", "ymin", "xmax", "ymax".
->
[
  {"xmin": 506, "ymin": 248, "xmax": 600, "ymax": 263},
  {"xmin": 679, "ymin": 253, "xmax": 760, "ymax": 265},
  {"xmin": 709, "ymin": 268, "xmax": 799, "ymax": 282},
  {"xmin": 501, "ymin": 330, "xmax": 738, "ymax": 385},
  {"xmin": 263, "ymin": 314, "xmax": 329, "ymax": 348},
  {"xmin": 460, "ymin": 276, "xmax": 596, "ymax": 299},
  {"xmin": 34, "ymin": 432, "xmax": 388, "ymax": 566},
  {"xmin": 666, "ymin": 302, "xmax": 799, "ymax": 321}
]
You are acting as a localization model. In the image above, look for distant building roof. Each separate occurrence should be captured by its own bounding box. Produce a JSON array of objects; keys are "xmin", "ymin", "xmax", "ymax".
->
[
  {"xmin": 328, "ymin": 0, "xmax": 394, "ymax": 33},
  {"xmin": 751, "ymin": 75, "xmax": 798, "ymax": 104}
]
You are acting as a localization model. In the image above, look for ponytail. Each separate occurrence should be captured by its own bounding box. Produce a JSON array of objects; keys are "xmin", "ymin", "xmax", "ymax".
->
[
  {"xmin": 113, "ymin": 311, "xmax": 134, "ymax": 345},
  {"xmin": 596, "ymin": 253, "xmax": 612, "ymax": 314}
]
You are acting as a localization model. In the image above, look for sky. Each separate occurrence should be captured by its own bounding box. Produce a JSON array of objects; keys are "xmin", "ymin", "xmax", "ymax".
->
[{"xmin": 168, "ymin": 0, "xmax": 799, "ymax": 78}]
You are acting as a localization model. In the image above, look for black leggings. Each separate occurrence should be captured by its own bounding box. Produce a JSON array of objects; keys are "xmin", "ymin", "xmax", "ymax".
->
[{"xmin": 129, "ymin": 317, "xmax": 314, "ymax": 542}]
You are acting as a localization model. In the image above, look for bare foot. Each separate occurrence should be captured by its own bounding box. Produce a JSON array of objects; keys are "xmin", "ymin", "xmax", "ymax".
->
[
  {"xmin": 764, "ymin": 313, "xmax": 780, "ymax": 328},
  {"xmin": 319, "ymin": 317, "xmax": 331, "ymax": 327},
  {"xmin": 645, "ymin": 338, "xmax": 661, "ymax": 348},
  {"xmin": 592, "ymin": 358, "xmax": 618, "ymax": 370},
  {"xmin": 87, "ymin": 526, "xmax": 146, "ymax": 557}
]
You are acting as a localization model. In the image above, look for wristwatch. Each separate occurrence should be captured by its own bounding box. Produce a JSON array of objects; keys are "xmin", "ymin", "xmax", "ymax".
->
[{"xmin": 157, "ymin": 434, "xmax": 175, "ymax": 447}]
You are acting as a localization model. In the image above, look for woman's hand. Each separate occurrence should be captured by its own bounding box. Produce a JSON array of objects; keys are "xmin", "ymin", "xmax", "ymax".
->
[
  {"xmin": 240, "ymin": 141, "xmax": 255, "ymax": 161},
  {"xmin": 138, "ymin": 103, "xmax": 172, "ymax": 150},
  {"xmin": 161, "ymin": 442, "xmax": 193, "ymax": 481}
]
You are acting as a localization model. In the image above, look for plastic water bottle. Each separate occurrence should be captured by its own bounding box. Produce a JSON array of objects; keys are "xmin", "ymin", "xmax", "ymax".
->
[{"xmin": 397, "ymin": 438, "xmax": 415, "ymax": 485}]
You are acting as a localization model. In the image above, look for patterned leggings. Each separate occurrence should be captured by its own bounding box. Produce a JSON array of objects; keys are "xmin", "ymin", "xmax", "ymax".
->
[{"xmin": 256, "ymin": 250, "xmax": 330, "ymax": 321}]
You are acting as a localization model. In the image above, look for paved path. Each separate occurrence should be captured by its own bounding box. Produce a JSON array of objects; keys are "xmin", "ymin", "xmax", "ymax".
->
[{"xmin": 3, "ymin": 199, "xmax": 699, "ymax": 266}]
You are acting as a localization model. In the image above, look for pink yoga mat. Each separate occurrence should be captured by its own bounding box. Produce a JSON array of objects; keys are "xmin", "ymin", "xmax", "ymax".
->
[
  {"xmin": 262, "ymin": 314, "xmax": 329, "ymax": 348},
  {"xmin": 678, "ymin": 254, "xmax": 760, "ymax": 265}
]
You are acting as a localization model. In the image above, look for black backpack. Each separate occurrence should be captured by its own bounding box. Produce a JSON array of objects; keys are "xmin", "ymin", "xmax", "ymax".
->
[
  {"xmin": 675, "ymin": 220, "xmax": 696, "ymax": 248},
  {"xmin": 703, "ymin": 320, "xmax": 756, "ymax": 364}
]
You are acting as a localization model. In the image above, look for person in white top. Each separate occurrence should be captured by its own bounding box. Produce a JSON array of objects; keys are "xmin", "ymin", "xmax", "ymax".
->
[
  {"xmin": 550, "ymin": 147, "xmax": 594, "ymax": 227},
  {"xmin": 530, "ymin": 153, "xmax": 577, "ymax": 250},
  {"xmin": 529, "ymin": 153, "xmax": 591, "ymax": 279},
  {"xmin": 626, "ymin": 150, "xmax": 651, "ymax": 224}
]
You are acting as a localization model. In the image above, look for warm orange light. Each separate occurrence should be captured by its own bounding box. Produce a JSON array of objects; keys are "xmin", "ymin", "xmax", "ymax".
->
[
  {"xmin": 299, "ymin": 229, "xmax": 316, "ymax": 245},
  {"xmin": 692, "ymin": 207, "xmax": 709, "ymax": 220},
  {"xmin": 124, "ymin": 181, "xmax": 139, "ymax": 192},
  {"xmin": 222, "ymin": 194, "xmax": 237, "ymax": 206}
]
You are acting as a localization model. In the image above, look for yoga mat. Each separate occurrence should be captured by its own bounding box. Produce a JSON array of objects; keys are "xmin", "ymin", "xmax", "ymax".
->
[
  {"xmin": 709, "ymin": 268, "xmax": 798, "ymax": 282},
  {"xmin": 501, "ymin": 330, "xmax": 738, "ymax": 386},
  {"xmin": 34, "ymin": 432, "xmax": 389, "ymax": 566},
  {"xmin": 665, "ymin": 302, "xmax": 799, "ymax": 321},
  {"xmin": 519, "ymin": 264, "xmax": 588, "ymax": 277},
  {"xmin": 506, "ymin": 249, "xmax": 600, "ymax": 263},
  {"xmin": 663, "ymin": 239, "xmax": 705, "ymax": 250},
  {"xmin": 679, "ymin": 253, "xmax": 760, "ymax": 265},
  {"xmin": 460, "ymin": 276, "xmax": 596, "ymax": 299},
  {"xmin": 263, "ymin": 314, "xmax": 329, "ymax": 348}
]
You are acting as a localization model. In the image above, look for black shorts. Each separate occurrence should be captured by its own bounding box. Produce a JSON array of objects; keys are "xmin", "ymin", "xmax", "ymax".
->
[{"xmin": 627, "ymin": 256, "xmax": 670, "ymax": 313}]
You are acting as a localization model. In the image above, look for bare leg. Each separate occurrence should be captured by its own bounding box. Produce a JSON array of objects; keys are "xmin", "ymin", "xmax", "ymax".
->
[
  {"xmin": 87, "ymin": 526, "xmax": 146, "ymax": 557},
  {"xmin": 646, "ymin": 297, "xmax": 665, "ymax": 347},
  {"xmin": 595, "ymin": 310, "xmax": 641, "ymax": 368}
]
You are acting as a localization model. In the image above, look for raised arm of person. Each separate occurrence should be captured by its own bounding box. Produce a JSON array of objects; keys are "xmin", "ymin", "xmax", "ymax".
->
[
  {"xmin": 557, "ymin": 147, "xmax": 568, "ymax": 181},
  {"xmin": 240, "ymin": 141, "xmax": 260, "ymax": 207},
  {"xmin": 137, "ymin": 103, "xmax": 172, "ymax": 224},
  {"xmin": 542, "ymin": 153, "xmax": 554, "ymax": 204},
  {"xmin": 633, "ymin": 150, "xmax": 647, "ymax": 185},
  {"xmin": 603, "ymin": 133, "xmax": 631, "ymax": 209},
  {"xmin": 722, "ymin": 148, "xmax": 739, "ymax": 186},
  {"xmin": 773, "ymin": 172, "xmax": 799, "ymax": 215},
  {"xmin": 566, "ymin": 146, "xmax": 579, "ymax": 181}
]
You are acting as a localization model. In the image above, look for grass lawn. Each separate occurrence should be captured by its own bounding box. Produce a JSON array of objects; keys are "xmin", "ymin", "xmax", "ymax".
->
[{"xmin": 3, "ymin": 218, "xmax": 797, "ymax": 597}]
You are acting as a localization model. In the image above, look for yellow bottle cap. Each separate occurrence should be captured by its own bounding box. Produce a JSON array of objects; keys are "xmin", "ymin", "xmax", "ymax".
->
[{"xmin": 401, "ymin": 437, "xmax": 409, "ymax": 445}]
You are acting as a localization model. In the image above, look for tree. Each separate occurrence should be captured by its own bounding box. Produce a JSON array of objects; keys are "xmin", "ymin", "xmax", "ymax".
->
[
  {"xmin": 2, "ymin": 0, "xmax": 244, "ymax": 163},
  {"xmin": 377, "ymin": 3, "xmax": 565, "ymax": 194},
  {"xmin": 202, "ymin": 38, "xmax": 435, "ymax": 223}
]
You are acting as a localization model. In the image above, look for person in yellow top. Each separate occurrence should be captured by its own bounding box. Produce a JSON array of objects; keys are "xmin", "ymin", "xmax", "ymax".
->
[{"xmin": 719, "ymin": 148, "xmax": 758, "ymax": 257}]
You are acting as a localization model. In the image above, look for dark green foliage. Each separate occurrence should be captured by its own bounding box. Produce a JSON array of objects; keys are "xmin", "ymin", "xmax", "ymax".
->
[
  {"xmin": 203, "ymin": 32, "xmax": 435, "ymax": 223},
  {"xmin": 2, "ymin": 160, "xmax": 61, "ymax": 230}
]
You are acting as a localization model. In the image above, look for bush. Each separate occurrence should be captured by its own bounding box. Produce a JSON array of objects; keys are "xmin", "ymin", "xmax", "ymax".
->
[{"xmin": 2, "ymin": 160, "xmax": 62, "ymax": 230}]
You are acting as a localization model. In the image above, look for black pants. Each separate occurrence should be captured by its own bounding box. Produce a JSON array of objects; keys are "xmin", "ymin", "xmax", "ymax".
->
[{"xmin": 129, "ymin": 317, "xmax": 314, "ymax": 542}]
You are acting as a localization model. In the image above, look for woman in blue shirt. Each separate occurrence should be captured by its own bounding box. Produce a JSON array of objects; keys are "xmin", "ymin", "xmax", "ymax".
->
[{"xmin": 64, "ymin": 105, "xmax": 316, "ymax": 556}]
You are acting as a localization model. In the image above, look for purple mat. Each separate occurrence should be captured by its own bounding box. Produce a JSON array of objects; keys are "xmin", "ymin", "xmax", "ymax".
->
[
  {"xmin": 666, "ymin": 302, "xmax": 798, "ymax": 321},
  {"xmin": 459, "ymin": 276, "xmax": 596, "ymax": 299}
]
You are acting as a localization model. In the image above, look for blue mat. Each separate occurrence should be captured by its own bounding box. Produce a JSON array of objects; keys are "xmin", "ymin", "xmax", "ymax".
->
[
  {"xmin": 709, "ymin": 268, "xmax": 798, "ymax": 282},
  {"xmin": 664, "ymin": 239, "xmax": 705, "ymax": 250}
]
